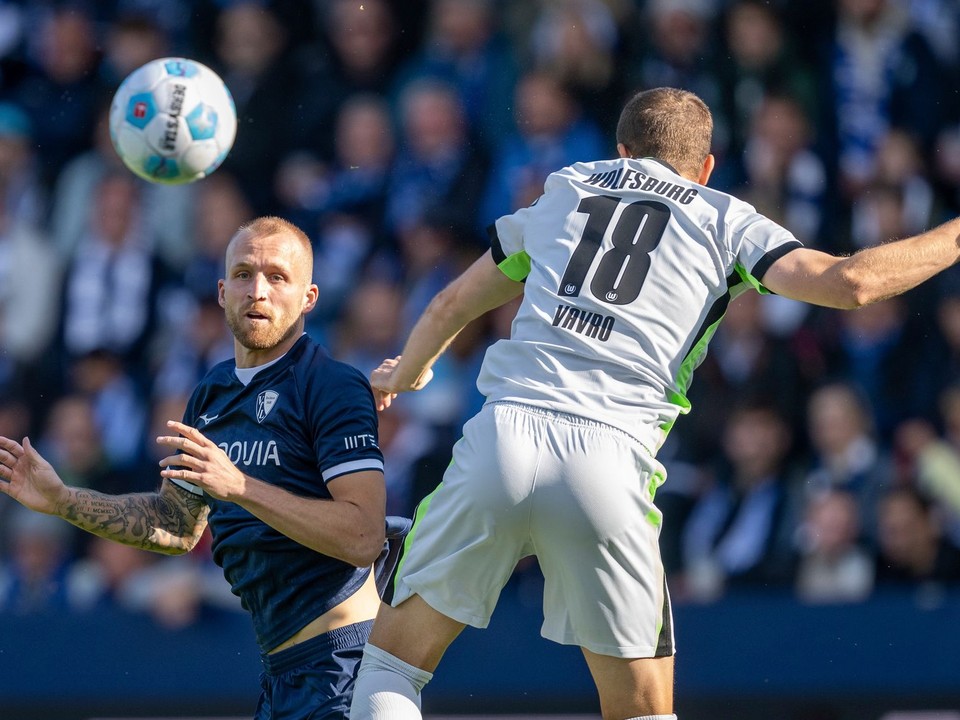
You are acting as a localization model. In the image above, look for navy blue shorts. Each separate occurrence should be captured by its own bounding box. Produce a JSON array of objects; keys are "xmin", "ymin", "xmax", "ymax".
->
[{"xmin": 255, "ymin": 620, "xmax": 373, "ymax": 720}]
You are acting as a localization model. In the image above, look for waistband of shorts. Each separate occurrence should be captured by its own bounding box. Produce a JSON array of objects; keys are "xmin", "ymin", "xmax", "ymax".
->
[
  {"xmin": 260, "ymin": 619, "xmax": 373, "ymax": 675},
  {"xmin": 489, "ymin": 400, "xmax": 650, "ymax": 450}
]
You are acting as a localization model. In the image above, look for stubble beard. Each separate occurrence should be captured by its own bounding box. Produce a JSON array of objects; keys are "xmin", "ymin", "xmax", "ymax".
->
[{"xmin": 226, "ymin": 308, "xmax": 300, "ymax": 351}]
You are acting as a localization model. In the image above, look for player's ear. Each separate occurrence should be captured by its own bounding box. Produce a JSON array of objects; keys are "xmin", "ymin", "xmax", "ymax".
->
[
  {"xmin": 616, "ymin": 142, "xmax": 631, "ymax": 159},
  {"xmin": 217, "ymin": 280, "xmax": 226, "ymax": 308},
  {"xmin": 697, "ymin": 153, "xmax": 715, "ymax": 186},
  {"xmin": 303, "ymin": 283, "xmax": 319, "ymax": 314}
]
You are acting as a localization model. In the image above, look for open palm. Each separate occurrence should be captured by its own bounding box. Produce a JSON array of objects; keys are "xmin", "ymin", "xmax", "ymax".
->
[{"xmin": 0, "ymin": 436, "xmax": 67, "ymax": 515}]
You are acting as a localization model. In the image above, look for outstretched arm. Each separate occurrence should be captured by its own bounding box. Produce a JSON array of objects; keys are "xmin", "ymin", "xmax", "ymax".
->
[
  {"xmin": 370, "ymin": 249, "xmax": 524, "ymax": 409},
  {"xmin": 761, "ymin": 216, "xmax": 960, "ymax": 309},
  {"xmin": 0, "ymin": 436, "xmax": 209, "ymax": 555}
]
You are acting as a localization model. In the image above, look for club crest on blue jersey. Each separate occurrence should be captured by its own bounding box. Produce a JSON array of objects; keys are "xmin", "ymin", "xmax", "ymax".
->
[{"xmin": 257, "ymin": 390, "xmax": 279, "ymax": 423}]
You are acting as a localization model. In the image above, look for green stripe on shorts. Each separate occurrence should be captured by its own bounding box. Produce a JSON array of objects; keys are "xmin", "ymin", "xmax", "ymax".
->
[{"xmin": 393, "ymin": 481, "xmax": 444, "ymax": 596}]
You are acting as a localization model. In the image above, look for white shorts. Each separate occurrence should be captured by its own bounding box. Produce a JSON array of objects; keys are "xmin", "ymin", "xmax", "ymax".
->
[{"xmin": 392, "ymin": 401, "xmax": 675, "ymax": 659}]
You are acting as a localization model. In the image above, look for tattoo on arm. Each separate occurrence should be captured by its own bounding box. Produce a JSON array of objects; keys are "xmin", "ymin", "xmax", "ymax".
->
[{"xmin": 62, "ymin": 481, "xmax": 209, "ymax": 555}]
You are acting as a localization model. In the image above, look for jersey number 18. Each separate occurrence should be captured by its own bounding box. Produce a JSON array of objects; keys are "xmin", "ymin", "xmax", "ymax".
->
[{"xmin": 558, "ymin": 195, "xmax": 670, "ymax": 305}]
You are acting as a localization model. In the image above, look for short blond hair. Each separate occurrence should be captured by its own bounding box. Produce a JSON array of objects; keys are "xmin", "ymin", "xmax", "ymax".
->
[
  {"xmin": 230, "ymin": 215, "xmax": 314, "ymax": 269},
  {"xmin": 616, "ymin": 87, "xmax": 713, "ymax": 177}
]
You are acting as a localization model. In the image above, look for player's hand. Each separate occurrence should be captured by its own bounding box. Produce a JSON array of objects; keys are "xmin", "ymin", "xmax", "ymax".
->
[
  {"xmin": 0, "ymin": 436, "xmax": 70, "ymax": 515},
  {"xmin": 369, "ymin": 356, "xmax": 434, "ymax": 411},
  {"xmin": 157, "ymin": 421, "xmax": 248, "ymax": 502}
]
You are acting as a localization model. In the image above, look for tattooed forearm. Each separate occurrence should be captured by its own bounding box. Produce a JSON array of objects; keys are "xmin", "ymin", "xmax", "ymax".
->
[{"xmin": 61, "ymin": 483, "xmax": 209, "ymax": 555}]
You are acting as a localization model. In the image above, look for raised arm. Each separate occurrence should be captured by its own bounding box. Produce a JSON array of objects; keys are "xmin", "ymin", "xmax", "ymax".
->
[
  {"xmin": 370, "ymin": 249, "xmax": 524, "ymax": 408},
  {"xmin": 0, "ymin": 436, "xmax": 209, "ymax": 555},
  {"xmin": 761, "ymin": 216, "xmax": 960, "ymax": 309}
]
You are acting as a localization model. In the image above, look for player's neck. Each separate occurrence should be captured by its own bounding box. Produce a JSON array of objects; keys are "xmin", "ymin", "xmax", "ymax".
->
[{"xmin": 234, "ymin": 331, "xmax": 304, "ymax": 368}]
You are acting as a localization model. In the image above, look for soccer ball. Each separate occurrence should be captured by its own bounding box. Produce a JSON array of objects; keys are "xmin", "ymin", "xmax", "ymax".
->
[{"xmin": 109, "ymin": 57, "xmax": 237, "ymax": 185}]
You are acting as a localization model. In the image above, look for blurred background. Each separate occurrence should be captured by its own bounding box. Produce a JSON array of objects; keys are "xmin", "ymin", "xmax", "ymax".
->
[{"xmin": 2, "ymin": 0, "xmax": 960, "ymax": 718}]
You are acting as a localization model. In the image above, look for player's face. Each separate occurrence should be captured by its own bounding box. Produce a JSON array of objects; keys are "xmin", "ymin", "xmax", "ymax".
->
[{"xmin": 219, "ymin": 230, "xmax": 318, "ymax": 366}]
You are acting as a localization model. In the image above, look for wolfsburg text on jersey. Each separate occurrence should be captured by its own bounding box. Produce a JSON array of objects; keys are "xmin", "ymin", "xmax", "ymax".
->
[{"xmin": 583, "ymin": 168, "xmax": 699, "ymax": 204}]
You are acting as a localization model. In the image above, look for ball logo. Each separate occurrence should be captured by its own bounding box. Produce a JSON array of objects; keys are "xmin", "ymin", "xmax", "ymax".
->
[
  {"xmin": 133, "ymin": 101, "xmax": 148, "ymax": 119},
  {"xmin": 257, "ymin": 390, "xmax": 279, "ymax": 423},
  {"xmin": 605, "ymin": 291, "xmax": 619, "ymax": 302},
  {"xmin": 564, "ymin": 284, "xmax": 578, "ymax": 295}
]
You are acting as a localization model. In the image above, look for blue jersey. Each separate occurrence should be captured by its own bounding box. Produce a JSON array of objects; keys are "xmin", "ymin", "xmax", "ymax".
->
[{"xmin": 174, "ymin": 335, "xmax": 384, "ymax": 653}]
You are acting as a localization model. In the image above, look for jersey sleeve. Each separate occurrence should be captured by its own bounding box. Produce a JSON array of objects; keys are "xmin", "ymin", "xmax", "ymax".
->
[
  {"xmin": 308, "ymin": 363, "xmax": 384, "ymax": 484},
  {"xmin": 729, "ymin": 208, "xmax": 803, "ymax": 293},
  {"xmin": 488, "ymin": 202, "xmax": 539, "ymax": 282}
]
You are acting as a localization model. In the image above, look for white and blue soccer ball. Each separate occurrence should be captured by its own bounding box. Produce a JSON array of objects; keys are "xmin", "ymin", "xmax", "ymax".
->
[{"xmin": 109, "ymin": 57, "xmax": 237, "ymax": 185}]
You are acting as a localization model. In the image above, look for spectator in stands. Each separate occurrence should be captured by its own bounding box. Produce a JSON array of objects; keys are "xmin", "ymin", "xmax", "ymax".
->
[
  {"xmin": 376, "ymin": 400, "xmax": 444, "ymax": 518},
  {"xmin": 892, "ymin": 391, "xmax": 960, "ymax": 546},
  {"xmin": 733, "ymin": 92, "xmax": 827, "ymax": 249},
  {"xmin": 384, "ymin": 78, "xmax": 488, "ymax": 244},
  {"xmin": 820, "ymin": 0, "xmax": 944, "ymax": 203},
  {"xmin": 326, "ymin": 0, "xmax": 401, "ymax": 92},
  {"xmin": 793, "ymin": 488, "xmax": 874, "ymax": 604},
  {"xmin": 0, "ymin": 1, "xmax": 26, "ymax": 94},
  {"xmin": 908, "ymin": 268, "xmax": 960, "ymax": 419},
  {"xmin": 394, "ymin": 0, "xmax": 517, "ymax": 150},
  {"xmin": 13, "ymin": 5, "xmax": 104, "ymax": 191},
  {"xmin": 479, "ymin": 69, "xmax": 605, "ymax": 226},
  {"xmin": 524, "ymin": 0, "xmax": 626, "ymax": 133},
  {"xmin": 715, "ymin": 0, "xmax": 816, "ymax": 165},
  {"xmin": 0, "ymin": 505, "xmax": 76, "ymax": 614},
  {"xmin": 275, "ymin": 95, "xmax": 396, "ymax": 332},
  {"xmin": 801, "ymin": 381, "xmax": 893, "ymax": 544},
  {"xmin": 98, "ymin": 12, "xmax": 170, "ymax": 91},
  {"xmin": 852, "ymin": 130, "xmax": 939, "ymax": 246},
  {"xmin": 55, "ymin": 170, "xmax": 181, "ymax": 389},
  {"xmin": 678, "ymin": 290, "xmax": 809, "ymax": 465},
  {"xmin": 35, "ymin": 394, "xmax": 127, "ymax": 499},
  {"xmin": 210, "ymin": 0, "xmax": 326, "ymax": 214},
  {"xmin": 681, "ymin": 400, "xmax": 798, "ymax": 600},
  {"xmin": 50, "ymin": 101, "xmax": 195, "ymax": 269},
  {"xmin": 332, "ymin": 277, "xmax": 405, "ymax": 377},
  {"xmin": 392, "ymin": 210, "xmax": 485, "ymax": 431},
  {"xmin": 816, "ymin": 296, "xmax": 923, "ymax": 441},
  {"xmin": 153, "ymin": 293, "xmax": 234, "ymax": 401},
  {"xmin": 874, "ymin": 486, "xmax": 960, "ymax": 587},
  {"xmin": 628, "ymin": 0, "xmax": 721, "ymax": 144},
  {"xmin": 67, "ymin": 349, "xmax": 148, "ymax": 472},
  {"xmin": 0, "ymin": 102, "xmax": 61, "ymax": 401},
  {"xmin": 70, "ymin": 533, "xmax": 240, "ymax": 629},
  {"xmin": 0, "ymin": 100, "xmax": 44, "ymax": 227},
  {"xmin": 68, "ymin": 535, "xmax": 162, "ymax": 613}
]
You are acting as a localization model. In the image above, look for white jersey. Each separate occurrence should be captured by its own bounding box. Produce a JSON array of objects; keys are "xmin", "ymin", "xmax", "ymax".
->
[{"xmin": 479, "ymin": 156, "xmax": 802, "ymax": 454}]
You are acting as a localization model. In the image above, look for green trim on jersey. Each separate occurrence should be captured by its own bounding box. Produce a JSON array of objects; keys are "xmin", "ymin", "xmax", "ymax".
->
[
  {"xmin": 734, "ymin": 261, "xmax": 771, "ymax": 295},
  {"xmin": 662, "ymin": 280, "xmax": 756, "ymax": 436},
  {"xmin": 661, "ymin": 320, "xmax": 722, "ymax": 435},
  {"xmin": 498, "ymin": 250, "xmax": 532, "ymax": 282},
  {"xmin": 646, "ymin": 508, "xmax": 662, "ymax": 529}
]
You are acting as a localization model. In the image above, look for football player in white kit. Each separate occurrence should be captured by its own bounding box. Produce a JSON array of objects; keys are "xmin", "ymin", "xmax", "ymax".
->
[{"xmin": 350, "ymin": 87, "xmax": 960, "ymax": 720}]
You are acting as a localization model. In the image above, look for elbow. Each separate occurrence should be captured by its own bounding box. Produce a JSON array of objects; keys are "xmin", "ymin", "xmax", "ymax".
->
[
  {"xmin": 836, "ymin": 266, "xmax": 876, "ymax": 309},
  {"xmin": 342, "ymin": 528, "xmax": 386, "ymax": 568}
]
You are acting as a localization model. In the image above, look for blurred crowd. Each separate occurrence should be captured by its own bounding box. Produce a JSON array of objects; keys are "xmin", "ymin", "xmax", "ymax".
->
[{"xmin": 3, "ymin": 0, "xmax": 960, "ymax": 629}]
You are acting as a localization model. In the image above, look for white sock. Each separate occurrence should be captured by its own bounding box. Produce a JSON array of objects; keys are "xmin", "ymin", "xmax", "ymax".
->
[
  {"xmin": 625, "ymin": 715, "xmax": 678, "ymax": 719},
  {"xmin": 350, "ymin": 643, "xmax": 434, "ymax": 720}
]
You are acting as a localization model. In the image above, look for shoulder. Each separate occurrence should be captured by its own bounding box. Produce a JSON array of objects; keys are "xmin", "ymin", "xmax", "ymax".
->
[
  {"xmin": 186, "ymin": 358, "xmax": 236, "ymax": 411},
  {"xmin": 292, "ymin": 339, "xmax": 374, "ymax": 398},
  {"xmin": 193, "ymin": 357, "xmax": 237, "ymax": 393}
]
